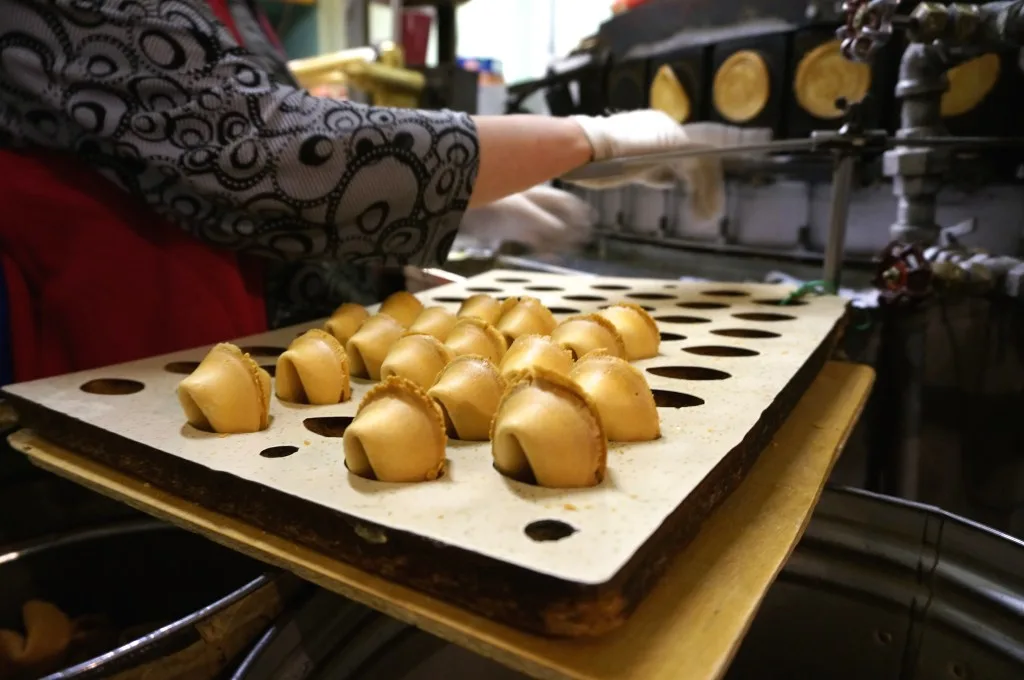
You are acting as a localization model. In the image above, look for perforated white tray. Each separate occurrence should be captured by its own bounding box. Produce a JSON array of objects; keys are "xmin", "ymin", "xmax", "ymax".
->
[{"xmin": 5, "ymin": 270, "xmax": 846, "ymax": 585}]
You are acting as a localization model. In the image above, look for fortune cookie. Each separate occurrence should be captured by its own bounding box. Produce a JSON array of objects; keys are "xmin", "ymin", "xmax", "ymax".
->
[
  {"xmin": 346, "ymin": 313, "xmax": 405, "ymax": 380},
  {"xmin": 445, "ymin": 317, "xmax": 508, "ymax": 364},
  {"xmin": 324, "ymin": 303, "xmax": 369, "ymax": 345},
  {"xmin": 428, "ymin": 355, "xmax": 506, "ymax": 440},
  {"xmin": 457, "ymin": 294, "xmax": 516, "ymax": 325},
  {"xmin": 407, "ymin": 306, "xmax": 458, "ymax": 341},
  {"xmin": 344, "ymin": 376, "xmax": 447, "ymax": 483},
  {"xmin": 178, "ymin": 343, "xmax": 271, "ymax": 434},
  {"xmin": 597, "ymin": 304, "xmax": 661, "ymax": 360},
  {"xmin": 379, "ymin": 291, "xmax": 423, "ymax": 327},
  {"xmin": 498, "ymin": 334, "xmax": 574, "ymax": 379},
  {"xmin": 275, "ymin": 329, "xmax": 351, "ymax": 405},
  {"xmin": 379, "ymin": 333, "xmax": 454, "ymax": 389},
  {"xmin": 0, "ymin": 601, "xmax": 73, "ymax": 677},
  {"xmin": 571, "ymin": 351, "xmax": 660, "ymax": 441},
  {"xmin": 495, "ymin": 296, "xmax": 557, "ymax": 342},
  {"xmin": 550, "ymin": 314, "xmax": 626, "ymax": 360},
  {"xmin": 491, "ymin": 367, "xmax": 606, "ymax": 488}
]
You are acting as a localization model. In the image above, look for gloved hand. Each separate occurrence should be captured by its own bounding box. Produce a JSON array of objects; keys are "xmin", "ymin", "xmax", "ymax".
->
[
  {"xmin": 458, "ymin": 185, "xmax": 596, "ymax": 253},
  {"xmin": 564, "ymin": 110, "xmax": 768, "ymax": 223}
]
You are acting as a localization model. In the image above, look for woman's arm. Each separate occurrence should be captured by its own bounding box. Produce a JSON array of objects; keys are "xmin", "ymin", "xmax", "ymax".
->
[
  {"xmin": 469, "ymin": 115, "xmax": 593, "ymax": 207},
  {"xmin": 0, "ymin": 0, "xmax": 591, "ymax": 268}
]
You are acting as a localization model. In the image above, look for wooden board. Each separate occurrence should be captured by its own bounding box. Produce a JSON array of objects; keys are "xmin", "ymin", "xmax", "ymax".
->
[
  {"xmin": 2, "ymin": 271, "xmax": 847, "ymax": 637},
  {"xmin": 9, "ymin": 362, "xmax": 875, "ymax": 680}
]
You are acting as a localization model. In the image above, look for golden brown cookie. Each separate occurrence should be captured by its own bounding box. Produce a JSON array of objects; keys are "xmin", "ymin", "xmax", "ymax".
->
[
  {"xmin": 794, "ymin": 39, "xmax": 871, "ymax": 119},
  {"xmin": 942, "ymin": 53, "xmax": 1000, "ymax": 117},
  {"xmin": 495, "ymin": 296, "xmax": 557, "ymax": 342},
  {"xmin": 344, "ymin": 376, "xmax": 447, "ymax": 483},
  {"xmin": 324, "ymin": 302, "xmax": 369, "ymax": 346},
  {"xmin": 571, "ymin": 351, "xmax": 660, "ymax": 441},
  {"xmin": 457, "ymin": 293, "xmax": 517, "ymax": 325},
  {"xmin": 713, "ymin": 50, "xmax": 770, "ymax": 123},
  {"xmin": 550, "ymin": 314, "xmax": 627, "ymax": 360},
  {"xmin": 498, "ymin": 334, "xmax": 574, "ymax": 379},
  {"xmin": 379, "ymin": 290, "xmax": 424, "ymax": 327},
  {"xmin": 346, "ymin": 313, "xmax": 406, "ymax": 380},
  {"xmin": 379, "ymin": 333, "xmax": 455, "ymax": 389},
  {"xmin": 178, "ymin": 343, "xmax": 271, "ymax": 434},
  {"xmin": 650, "ymin": 63, "xmax": 691, "ymax": 123},
  {"xmin": 276, "ymin": 329, "xmax": 351, "ymax": 405},
  {"xmin": 597, "ymin": 303, "xmax": 661, "ymax": 360},
  {"xmin": 428, "ymin": 355, "xmax": 506, "ymax": 440},
  {"xmin": 407, "ymin": 306, "xmax": 458, "ymax": 341},
  {"xmin": 0, "ymin": 601, "xmax": 73, "ymax": 676},
  {"xmin": 445, "ymin": 317, "xmax": 508, "ymax": 364},
  {"xmin": 491, "ymin": 367, "xmax": 606, "ymax": 488}
]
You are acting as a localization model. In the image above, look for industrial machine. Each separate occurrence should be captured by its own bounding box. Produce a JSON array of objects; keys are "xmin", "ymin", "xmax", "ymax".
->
[{"xmin": 505, "ymin": 0, "xmax": 1024, "ymax": 537}]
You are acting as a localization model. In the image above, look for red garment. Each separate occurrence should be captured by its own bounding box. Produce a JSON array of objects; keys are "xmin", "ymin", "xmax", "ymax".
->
[
  {"xmin": 0, "ymin": 151, "xmax": 266, "ymax": 382},
  {"xmin": 0, "ymin": 0, "xmax": 274, "ymax": 383}
]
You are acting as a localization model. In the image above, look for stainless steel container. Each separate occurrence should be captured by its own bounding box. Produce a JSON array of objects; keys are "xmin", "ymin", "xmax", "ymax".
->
[
  {"xmin": 231, "ymin": 487, "xmax": 1024, "ymax": 680},
  {"xmin": 1, "ymin": 520, "xmax": 296, "ymax": 679}
]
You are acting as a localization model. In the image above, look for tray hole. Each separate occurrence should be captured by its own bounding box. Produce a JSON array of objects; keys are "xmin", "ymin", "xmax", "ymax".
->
[
  {"xmin": 947, "ymin": 661, "xmax": 967, "ymax": 679},
  {"xmin": 683, "ymin": 346, "xmax": 760, "ymax": 358},
  {"xmin": 563, "ymin": 294, "xmax": 607, "ymax": 302},
  {"xmin": 874, "ymin": 629, "xmax": 893, "ymax": 646},
  {"xmin": 712, "ymin": 328, "xmax": 781, "ymax": 339},
  {"xmin": 495, "ymin": 277, "xmax": 529, "ymax": 283},
  {"xmin": 660, "ymin": 332, "xmax": 686, "ymax": 342},
  {"xmin": 647, "ymin": 366, "xmax": 731, "ymax": 381},
  {"xmin": 80, "ymin": 379, "xmax": 145, "ymax": 395},
  {"xmin": 702, "ymin": 290, "xmax": 749, "ymax": 297},
  {"xmin": 466, "ymin": 286, "xmax": 503, "ymax": 293},
  {"xmin": 164, "ymin": 361, "xmax": 200, "ymax": 375},
  {"xmin": 627, "ymin": 292, "xmax": 675, "ymax": 300},
  {"xmin": 652, "ymin": 390, "xmax": 705, "ymax": 408},
  {"xmin": 654, "ymin": 315, "xmax": 711, "ymax": 324},
  {"xmin": 592, "ymin": 284, "xmax": 630, "ymax": 290},
  {"xmin": 239, "ymin": 345, "xmax": 286, "ymax": 357},
  {"xmin": 733, "ymin": 312, "xmax": 797, "ymax": 322},
  {"xmin": 524, "ymin": 519, "xmax": 577, "ymax": 543},
  {"xmin": 304, "ymin": 416, "xmax": 355, "ymax": 438},
  {"xmin": 260, "ymin": 445, "xmax": 298, "ymax": 459},
  {"xmin": 677, "ymin": 301, "xmax": 729, "ymax": 310},
  {"xmin": 756, "ymin": 298, "xmax": 807, "ymax": 306},
  {"xmin": 525, "ymin": 285, "xmax": 564, "ymax": 292},
  {"xmin": 433, "ymin": 296, "xmax": 467, "ymax": 303},
  {"xmin": 548, "ymin": 306, "xmax": 582, "ymax": 314}
]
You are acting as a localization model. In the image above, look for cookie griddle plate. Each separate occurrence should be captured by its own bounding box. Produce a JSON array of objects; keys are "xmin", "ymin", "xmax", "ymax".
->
[{"xmin": 3, "ymin": 271, "xmax": 847, "ymax": 637}]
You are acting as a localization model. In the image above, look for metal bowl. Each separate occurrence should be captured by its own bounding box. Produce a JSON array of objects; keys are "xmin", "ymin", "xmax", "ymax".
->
[{"xmin": 0, "ymin": 520, "xmax": 285, "ymax": 679}]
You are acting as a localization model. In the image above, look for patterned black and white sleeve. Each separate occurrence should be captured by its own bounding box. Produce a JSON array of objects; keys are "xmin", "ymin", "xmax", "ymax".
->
[{"xmin": 0, "ymin": 0, "xmax": 479, "ymax": 267}]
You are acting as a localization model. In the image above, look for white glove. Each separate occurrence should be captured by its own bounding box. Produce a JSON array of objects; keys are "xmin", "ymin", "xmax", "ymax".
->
[
  {"xmin": 565, "ymin": 110, "xmax": 769, "ymax": 223},
  {"xmin": 458, "ymin": 185, "xmax": 596, "ymax": 253}
]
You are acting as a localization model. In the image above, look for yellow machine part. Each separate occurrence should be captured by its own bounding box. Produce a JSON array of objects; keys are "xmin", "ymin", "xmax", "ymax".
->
[
  {"xmin": 794, "ymin": 39, "xmax": 872, "ymax": 119},
  {"xmin": 713, "ymin": 50, "xmax": 770, "ymax": 124}
]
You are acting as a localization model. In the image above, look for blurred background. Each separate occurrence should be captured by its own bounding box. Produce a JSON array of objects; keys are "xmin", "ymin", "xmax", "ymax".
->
[{"xmin": 3, "ymin": 1, "xmax": 1023, "ymax": 679}]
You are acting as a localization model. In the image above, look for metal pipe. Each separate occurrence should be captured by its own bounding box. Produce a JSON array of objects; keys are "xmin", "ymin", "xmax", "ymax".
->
[
  {"xmin": 884, "ymin": 42, "xmax": 951, "ymax": 246},
  {"xmin": 823, "ymin": 154, "xmax": 856, "ymax": 290}
]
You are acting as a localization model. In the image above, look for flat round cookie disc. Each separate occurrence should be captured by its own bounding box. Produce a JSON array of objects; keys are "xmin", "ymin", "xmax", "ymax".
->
[
  {"xmin": 794, "ymin": 40, "xmax": 871, "ymax": 119},
  {"xmin": 942, "ymin": 53, "xmax": 1000, "ymax": 118},
  {"xmin": 713, "ymin": 50, "xmax": 770, "ymax": 124},
  {"xmin": 650, "ymin": 64, "xmax": 691, "ymax": 123}
]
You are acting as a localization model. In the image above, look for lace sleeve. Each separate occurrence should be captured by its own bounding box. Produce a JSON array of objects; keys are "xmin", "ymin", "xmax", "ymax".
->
[{"xmin": 0, "ymin": 0, "xmax": 479, "ymax": 266}]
